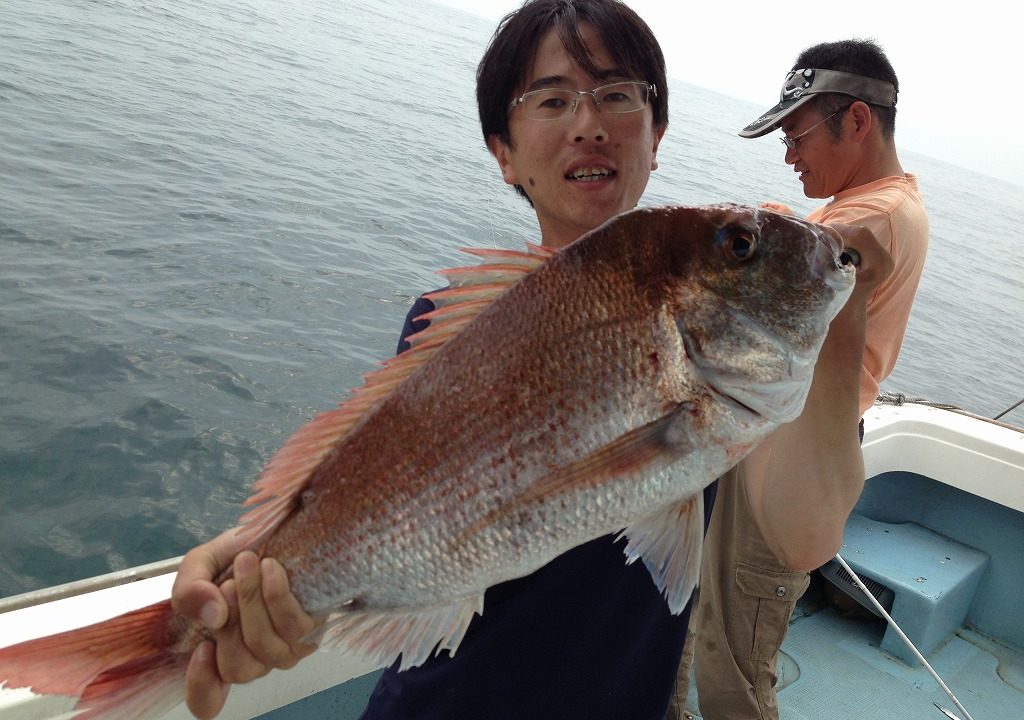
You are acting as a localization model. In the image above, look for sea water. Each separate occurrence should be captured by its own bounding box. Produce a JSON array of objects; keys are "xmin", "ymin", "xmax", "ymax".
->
[{"xmin": 0, "ymin": 0, "xmax": 1021, "ymax": 597}]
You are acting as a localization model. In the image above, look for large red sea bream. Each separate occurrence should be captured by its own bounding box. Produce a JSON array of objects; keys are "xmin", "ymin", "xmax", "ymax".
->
[{"xmin": 0, "ymin": 204, "xmax": 855, "ymax": 718}]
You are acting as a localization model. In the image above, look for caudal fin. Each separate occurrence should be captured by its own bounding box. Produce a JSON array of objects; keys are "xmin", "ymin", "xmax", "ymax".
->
[{"xmin": 0, "ymin": 599, "xmax": 191, "ymax": 719}]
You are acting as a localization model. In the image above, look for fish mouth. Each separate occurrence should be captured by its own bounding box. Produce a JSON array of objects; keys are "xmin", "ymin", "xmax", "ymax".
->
[
  {"xmin": 814, "ymin": 222, "xmax": 843, "ymax": 257},
  {"xmin": 813, "ymin": 225, "xmax": 857, "ymax": 295}
]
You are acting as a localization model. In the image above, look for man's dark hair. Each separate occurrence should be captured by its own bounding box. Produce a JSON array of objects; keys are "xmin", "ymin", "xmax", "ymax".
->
[
  {"xmin": 476, "ymin": 0, "xmax": 668, "ymax": 201},
  {"xmin": 795, "ymin": 39, "xmax": 899, "ymax": 139}
]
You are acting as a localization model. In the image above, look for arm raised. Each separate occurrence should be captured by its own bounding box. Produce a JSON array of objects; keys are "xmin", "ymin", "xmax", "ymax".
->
[{"xmin": 743, "ymin": 223, "xmax": 894, "ymax": 571}]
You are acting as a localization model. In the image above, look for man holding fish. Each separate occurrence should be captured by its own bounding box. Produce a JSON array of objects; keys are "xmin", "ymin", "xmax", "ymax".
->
[
  {"xmin": 170, "ymin": 2, "xmax": 894, "ymax": 718},
  {"xmin": 673, "ymin": 39, "xmax": 929, "ymax": 720}
]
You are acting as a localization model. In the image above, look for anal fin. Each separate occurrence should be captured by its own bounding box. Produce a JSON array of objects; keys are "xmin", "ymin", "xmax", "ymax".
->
[
  {"xmin": 316, "ymin": 595, "xmax": 484, "ymax": 671},
  {"xmin": 618, "ymin": 493, "xmax": 704, "ymax": 614}
]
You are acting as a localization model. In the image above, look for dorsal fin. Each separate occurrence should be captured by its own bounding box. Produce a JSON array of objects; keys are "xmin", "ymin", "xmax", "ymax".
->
[{"xmin": 234, "ymin": 244, "xmax": 553, "ymax": 545}]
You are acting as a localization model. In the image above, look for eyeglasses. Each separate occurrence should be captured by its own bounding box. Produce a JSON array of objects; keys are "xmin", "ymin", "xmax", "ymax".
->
[
  {"xmin": 508, "ymin": 81, "xmax": 655, "ymax": 121},
  {"xmin": 779, "ymin": 105, "xmax": 852, "ymax": 148}
]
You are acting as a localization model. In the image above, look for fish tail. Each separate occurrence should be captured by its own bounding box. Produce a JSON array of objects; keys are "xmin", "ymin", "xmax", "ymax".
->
[{"xmin": 0, "ymin": 599, "xmax": 191, "ymax": 719}]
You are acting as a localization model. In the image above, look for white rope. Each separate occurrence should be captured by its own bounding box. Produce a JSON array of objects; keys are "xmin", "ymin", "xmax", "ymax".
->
[{"xmin": 833, "ymin": 552, "xmax": 976, "ymax": 720}]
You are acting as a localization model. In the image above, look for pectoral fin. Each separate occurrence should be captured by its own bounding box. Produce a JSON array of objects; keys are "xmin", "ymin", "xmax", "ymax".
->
[
  {"xmin": 515, "ymin": 401, "xmax": 697, "ymax": 503},
  {"xmin": 458, "ymin": 402, "xmax": 698, "ymax": 544}
]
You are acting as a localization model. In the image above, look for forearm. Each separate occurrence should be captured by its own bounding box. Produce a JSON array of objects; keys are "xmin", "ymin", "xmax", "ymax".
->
[
  {"xmin": 745, "ymin": 220, "xmax": 893, "ymax": 571},
  {"xmin": 746, "ymin": 294, "xmax": 869, "ymax": 571}
]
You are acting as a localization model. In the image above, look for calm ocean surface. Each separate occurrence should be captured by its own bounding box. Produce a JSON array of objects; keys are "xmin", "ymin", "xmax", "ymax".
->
[{"xmin": 1, "ymin": 0, "xmax": 1021, "ymax": 598}]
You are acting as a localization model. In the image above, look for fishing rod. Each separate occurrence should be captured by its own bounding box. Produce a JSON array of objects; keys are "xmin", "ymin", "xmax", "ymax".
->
[
  {"xmin": 993, "ymin": 396, "xmax": 1024, "ymax": 421},
  {"xmin": 832, "ymin": 553, "xmax": 976, "ymax": 720}
]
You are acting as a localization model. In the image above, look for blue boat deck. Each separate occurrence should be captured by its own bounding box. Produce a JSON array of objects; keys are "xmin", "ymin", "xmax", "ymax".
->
[{"xmin": 775, "ymin": 604, "xmax": 1023, "ymax": 720}]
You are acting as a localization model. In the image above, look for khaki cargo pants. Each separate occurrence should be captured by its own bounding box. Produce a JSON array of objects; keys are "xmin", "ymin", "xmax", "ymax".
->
[{"xmin": 669, "ymin": 465, "xmax": 809, "ymax": 720}]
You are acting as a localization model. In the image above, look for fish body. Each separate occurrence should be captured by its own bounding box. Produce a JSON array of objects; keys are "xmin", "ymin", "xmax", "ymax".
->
[{"xmin": 0, "ymin": 204, "xmax": 854, "ymax": 718}]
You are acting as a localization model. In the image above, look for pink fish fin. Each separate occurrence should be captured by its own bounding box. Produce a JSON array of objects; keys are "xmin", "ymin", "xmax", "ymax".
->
[
  {"xmin": 616, "ymin": 493, "xmax": 705, "ymax": 614},
  {"xmin": 419, "ymin": 284, "xmax": 507, "ymax": 313},
  {"xmin": 401, "ymin": 246, "xmax": 551, "ymax": 352},
  {"xmin": 524, "ymin": 242, "xmax": 557, "ymax": 258},
  {"xmin": 314, "ymin": 594, "xmax": 484, "ymax": 671},
  {"xmin": 459, "ymin": 402, "xmax": 699, "ymax": 544},
  {"xmin": 426, "ymin": 245, "xmax": 550, "ymax": 305},
  {"xmin": 433, "ymin": 263, "xmax": 533, "ymax": 290},
  {"xmin": 403, "ymin": 299, "xmax": 493, "ymax": 351},
  {"xmin": 235, "ymin": 401, "xmax": 362, "ymax": 543},
  {"xmin": 456, "ymin": 245, "xmax": 555, "ymax": 266},
  {"xmin": 0, "ymin": 599, "xmax": 189, "ymax": 720}
]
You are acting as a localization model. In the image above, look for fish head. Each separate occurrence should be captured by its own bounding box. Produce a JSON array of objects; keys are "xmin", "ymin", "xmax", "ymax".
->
[{"xmin": 663, "ymin": 204, "xmax": 855, "ymax": 424}]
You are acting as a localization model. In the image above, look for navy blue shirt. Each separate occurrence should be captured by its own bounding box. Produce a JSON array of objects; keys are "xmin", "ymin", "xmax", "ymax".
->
[{"xmin": 360, "ymin": 296, "xmax": 718, "ymax": 720}]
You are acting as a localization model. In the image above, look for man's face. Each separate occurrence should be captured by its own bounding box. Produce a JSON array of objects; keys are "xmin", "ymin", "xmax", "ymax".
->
[
  {"xmin": 780, "ymin": 104, "xmax": 857, "ymax": 199},
  {"xmin": 488, "ymin": 24, "xmax": 665, "ymax": 248}
]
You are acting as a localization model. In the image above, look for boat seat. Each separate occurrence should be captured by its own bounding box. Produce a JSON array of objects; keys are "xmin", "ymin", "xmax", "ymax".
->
[{"xmin": 821, "ymin": 512, "xmax": 989, "ymax": 666}]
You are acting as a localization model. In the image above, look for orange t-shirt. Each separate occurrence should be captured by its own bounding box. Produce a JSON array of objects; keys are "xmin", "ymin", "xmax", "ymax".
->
[{"xmin": 807, "ymin": 174, "xmax": 929, "ymax": 413}]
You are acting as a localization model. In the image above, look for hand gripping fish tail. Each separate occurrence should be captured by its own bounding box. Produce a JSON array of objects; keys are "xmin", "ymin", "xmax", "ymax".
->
[{"xmin": 0, "ymin": 203, "xmax": 854, "ymax": 719}]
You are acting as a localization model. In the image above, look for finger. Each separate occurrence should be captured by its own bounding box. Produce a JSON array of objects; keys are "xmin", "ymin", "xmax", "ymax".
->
[
  {"xmin": 823, "ymin": 222, "xmax": 855, "ymax": 250},
  {"xmin": 212, "ymin": 571, "xmax": 273, "ymax": 684},
  {"xmin": 176, "ymin": 529, "xmax": 248, "ymax": 589},
  {"xmin": 172, "ymin": 541, "xmax": 236, "ymax": 630},
  {"xmin": 260, "ymin": 558, "xmax": 320, "ymax": 659},
  {"xmin": 214, "ymin": 612, "xmax": 272, "ymax": 684},
  {"xmin": 185, "ymin": 640, "xmax": 231, "ymax": 720},
  {"xmin": 221, "ymin": 577, "xmax": 239, "ymax": 625},
  {"xmin": 849, "ymin": 239, "xmax": 893, "ymax": 288},
  {"xmin": 234, "ymin": 551, "xmax": 299, "ymax": 669},
  {"xmin": 761, "ymin": 201, "xmax": 793, "ymax": 215},
  {"xmin": 828, "ymin": 223, "xmax": 879, "ymax": 259},
  {"xmin": 825, "ymin": 224, "xmax": 892, "ymax": 284}
]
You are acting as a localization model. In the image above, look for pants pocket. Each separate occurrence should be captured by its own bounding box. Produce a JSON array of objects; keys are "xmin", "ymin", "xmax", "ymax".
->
[{"xmin": 733, "ymin": 563, "xmax": 809, "ymax": 663}]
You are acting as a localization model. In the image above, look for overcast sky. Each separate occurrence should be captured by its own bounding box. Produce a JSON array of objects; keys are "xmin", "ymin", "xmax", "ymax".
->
[{"xmin": 434, "ymin": 0, "xmax": 1022, "ymax": 188}]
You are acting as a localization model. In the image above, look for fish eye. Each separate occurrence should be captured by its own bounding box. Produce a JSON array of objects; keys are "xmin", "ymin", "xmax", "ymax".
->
[{"xmin": 720, "ymin": 227, "xmax": 758, "ymax": 262}]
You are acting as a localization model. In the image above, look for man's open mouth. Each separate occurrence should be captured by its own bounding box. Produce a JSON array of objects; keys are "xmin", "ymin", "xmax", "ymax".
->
[{"xmin": 567, "ymin": 167, "xmax": 614, "ymax": 181}]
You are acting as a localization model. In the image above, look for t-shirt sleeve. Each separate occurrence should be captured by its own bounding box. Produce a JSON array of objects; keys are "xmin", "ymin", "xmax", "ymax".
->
[{"xmin": 397, "ymin": 295, "xmax": 437, "ymax": 356}]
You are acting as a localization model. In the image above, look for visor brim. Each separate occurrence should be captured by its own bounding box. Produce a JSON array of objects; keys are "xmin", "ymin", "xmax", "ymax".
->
[{"xmin": 738, "ymin": 95, "xmax": 817, "ymax": 138}]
